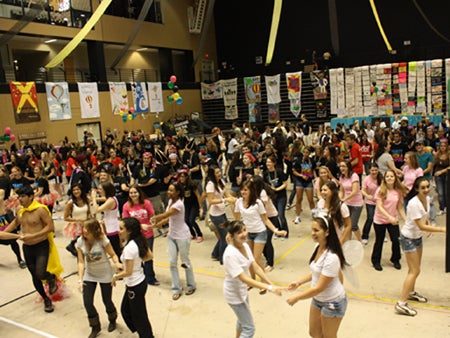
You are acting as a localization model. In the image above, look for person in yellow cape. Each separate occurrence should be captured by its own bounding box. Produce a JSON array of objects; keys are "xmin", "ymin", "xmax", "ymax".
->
[{"xmin": 1, "ymin": 185, "xmax": 63, "ymax": 313}]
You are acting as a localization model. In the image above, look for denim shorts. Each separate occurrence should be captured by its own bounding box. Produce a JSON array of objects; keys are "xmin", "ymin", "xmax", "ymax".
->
[
  {"xmin": 294, "ymin": 177, "xmax": 313, "ymax": 189},
  {"xmin": 247, "ymin": 230, "xmax": 267, "ymax": 244},
  {"xmin": 399, "ymin": 234, "xmax": 423, "ymax": 253},
  {"xmin": 311, "ymin": 296, "xmax": 347, "ymax": 318}
]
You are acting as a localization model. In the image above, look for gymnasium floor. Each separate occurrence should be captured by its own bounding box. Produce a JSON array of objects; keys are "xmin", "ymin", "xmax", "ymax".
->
[{"xmin": 0, "ymin": 192, "xmax": 448, "ymax": 338}]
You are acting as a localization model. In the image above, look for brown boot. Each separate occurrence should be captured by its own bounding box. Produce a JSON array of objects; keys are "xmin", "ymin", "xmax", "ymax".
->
[
  {"xmin": 107, "ymin": 310, "xmax": 117, "ymax": 332},
  {"xmin": 88, "ymin": 316, "xmax": 101, "ymax": 338}
]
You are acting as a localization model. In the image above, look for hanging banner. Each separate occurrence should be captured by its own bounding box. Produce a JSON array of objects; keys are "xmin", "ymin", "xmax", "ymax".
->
[
  {"xmin": 430, "ymin": 59, "xmax": 443, "ymax": 115},
  {"xmin": 344, "ymin": 68, "xmax": 355, "ymax": 116},
  {"xmin": 265, "ymin": 74, "xmax": 281, "ymax": 104},
  {"xmin": 407, "ymin": 62, "xmax": 416, "ymax": 114},
  {"xmin": 268, "ymin": 103, "xmax": 279, "ymax": 123},
  {"xmin": 310, "ymin": 70, "xmax": 328, "ymax": 100},
  {"xmin": 243, "ymin": 76, "xmax": 261, "ymax": 104},
  {"xmin": 222, "ymin": 78, "xmax": 238, "ymax": 120},
  {"xmin": 201, "ymin": 81, "xmax": 223, "ymax": 100},
  {"xmin": 78, "ymin": 82, "xmax": 100, "ymax": 119},
  {"xmin": 45, "ymin": 82, "xmax": 72, "ymax": 120},
  {"xmin": 286, "ymin": 71, "xmax": 302, "ymax": 117},
  {"xmin": 445, "ymin": 58, "xmax": 450, "ymax": 114},
  {"xmin": 249, "ymin": 103, "xmax": 262, "ymax": 123},
  {"xmin": 131, "ymin": 82, "xmax": 149, "ymax": 114},
  {"xmin": 9, "ymin": 81, "xmax": 40, "ymax": 123},
  {"xmin": 416, "ymin": 61, "xmax": 426, "ymax": 114},
  {"xmin": 109, "ymin": 82, "xmax": 128, "ymax": 115},
  {"xmin": 147, "ymin": 82, "xmax": 164, "ymax": 113}
]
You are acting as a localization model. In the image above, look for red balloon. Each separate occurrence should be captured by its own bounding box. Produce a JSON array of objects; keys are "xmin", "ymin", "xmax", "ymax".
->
[
  {"xmin": 4, "ymin": 127, "xmax": 11, "ymax": 135},
  {"xmin": 10, "ymin": 134, "xmax": 16, "ymax": 142},
  {"xmin": 170, "ymin": 75, "xmax": 177, "ymax": 83}
]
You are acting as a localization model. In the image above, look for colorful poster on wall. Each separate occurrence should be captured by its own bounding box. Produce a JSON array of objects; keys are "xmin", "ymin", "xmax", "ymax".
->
[
  {"xmin": 45, "ymin": 82, "xmax": 72, "ymax": 120},
  {"xmin": 78, "ymin": 82, "xmax": 100, "ymax": 119},
  {"xmin": 248, "ymin": 103, "xmax": 262, "ymax": 123},
  {"xmin": 310, "ymin": 70, "xmax": 328, "ymax": 100},
  {"xmin": 9, "ymin": 81, "xmax": 40, "ymax": 123},
  {"xmin": 222, "ymin": 78, "xmax": 238, "ymax": 120},
  {"xmin": 131, "ymin": 82, "xmax": 149, "ymax": 113},
  {"xmin": 201, "ymin": 81, "xmax": 223, "ymax": 100},
  {"xmin": 265, "ymin": 74, "xmax": 281, "ymax": 104},
  {"xmin": 109, "ymin": 82, "xmax": 128, "ymax": 115},
  {"xmin": 147, "ymin": 82, "xmax": 164, "ymax": 113}
]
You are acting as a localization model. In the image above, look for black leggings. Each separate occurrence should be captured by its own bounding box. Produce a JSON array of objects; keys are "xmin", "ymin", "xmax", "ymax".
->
[
  {"xmin": 107, "ymin": 234, "xmax": 122, "ymax": 259},
  {"xmin": 185, "ymin": 203, "xmax": 203, "ymax": 238},
  {"xmin": 83, "ymin": 281, "xmax": 116, "ymax": 319},
  {"xmin": 121, "ymin": 279, "xmax": 154, "ymax": 338},
  {"xmin": 23, "ymin": 240, "xmax": 55, "ymax": 300}
]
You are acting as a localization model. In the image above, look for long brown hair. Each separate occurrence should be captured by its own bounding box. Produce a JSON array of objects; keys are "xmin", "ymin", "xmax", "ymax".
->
[{"xmin": 378, "ymin": 170, "xmax": 408, "ymax": 199}]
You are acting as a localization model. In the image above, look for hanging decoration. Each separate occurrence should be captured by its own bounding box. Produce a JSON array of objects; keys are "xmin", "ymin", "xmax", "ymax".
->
[
  {"xmin": 0, "ymin": 127, "xmax": 16, "ymax": 143},
  {"xmin": 45, "ymin": 0, "xmax": 113, "ymax": 68},
  {"xmin": 369, "ymin": 0, "xmax": 393, "ymax": 53},
  {"xmin": 9, "ymin": 81, "xmax": 40, "ymax": 124},
  {"xmin": 265, "ymin": 0, "xmax": 283, "ymax": 66},
  {"xmin": 119, "ymin": 107, "xmax": 137, "ymax": 122},
  {"xmin": 166, "ymin": 75, "xmax": 184, "ymax": 105}
]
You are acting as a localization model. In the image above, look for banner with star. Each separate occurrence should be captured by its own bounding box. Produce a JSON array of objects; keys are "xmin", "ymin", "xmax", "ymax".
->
[{"xmin": 9, "ymin": 81, "xmax": 40, "ymax": 123}]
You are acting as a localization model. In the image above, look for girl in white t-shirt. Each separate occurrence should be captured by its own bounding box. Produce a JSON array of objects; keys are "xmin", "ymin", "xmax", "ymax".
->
[
  {"xmin": 76, "ymin": 219, "xmax": 121, "ymax": 337},
  {"xmin": 152, "ymin": 183, "xmax": 196, "ymax": 301},
  {"xmin": 112, "ymin": 217, "xmax": 154, "ymax": 337},
  {"xmin": 371, "ymin": 170, "xmax": 408, "ymax": 271},
  {"xmin": 287, "ymin": 216, "xmax": 347, "ymax": 337},
  {"xmin": 234, "ymin": 180, "xmax": 286, "ymax": 279},
  {"xmin": 222, "ymin": 220, "xmax": 282, "ymax": 338},
  {"xmin": 395, "ymin": 177, "xmax": 446, "ymax": 317}
]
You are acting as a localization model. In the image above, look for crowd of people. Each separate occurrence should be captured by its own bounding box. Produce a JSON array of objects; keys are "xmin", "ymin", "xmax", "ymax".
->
[{"xmin": 0, "ymin": 113, "xmax": 448, "ymax": 337}]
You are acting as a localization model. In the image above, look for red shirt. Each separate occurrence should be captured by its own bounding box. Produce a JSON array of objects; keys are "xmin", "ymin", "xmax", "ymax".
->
[{"xmin": 349, "ymin": 142, "xmax": 363, "ymax": 175}]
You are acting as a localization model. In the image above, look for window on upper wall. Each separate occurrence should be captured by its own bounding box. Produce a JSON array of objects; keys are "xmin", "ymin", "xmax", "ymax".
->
[
  {"xmin": 105, "ymin": 0, "xmax": 162, "ymax": 23},
  {"xmin": 0, "ymin": 0, "xmax": 92, "ymax": 28}
]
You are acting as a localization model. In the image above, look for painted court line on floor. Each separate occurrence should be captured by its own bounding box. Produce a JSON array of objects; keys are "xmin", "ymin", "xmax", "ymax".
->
[{"xmin": 0, "ymin": 317, "xmax": 58, "ymax": 338}]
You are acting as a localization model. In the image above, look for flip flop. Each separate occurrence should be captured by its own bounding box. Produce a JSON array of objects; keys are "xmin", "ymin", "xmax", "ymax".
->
[
  {"xmin": 185, "ymin": 288, "xmax": 196, "ymax": 296},
  {"xmin": 172, "ymin": 293, "xmax": 182, "ymax": 301}
]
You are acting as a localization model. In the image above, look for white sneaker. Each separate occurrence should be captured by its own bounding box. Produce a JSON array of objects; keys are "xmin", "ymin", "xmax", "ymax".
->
[
  {"xmin": 431, "ymin": 221, "xmax": 437, "ymax": 227},
  {"xmin": 437, "ymin": 210, "xmax": 444, "ymax": 216},
  {"xmin": 294, "ymin": 216, "xmax": 301, "ymax": 224},
  {"xmin": 361, "ymin": 239, "xmax": 368, "ymax": 246}
]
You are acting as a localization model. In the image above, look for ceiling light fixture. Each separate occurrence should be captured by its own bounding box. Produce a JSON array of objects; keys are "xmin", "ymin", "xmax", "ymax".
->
[
  {"xmin": 136, "ymin": 47, "xmax": 148, "ymax": 52},
  {"xmin": 45, "ymin": 39, "xmax": 57, "ymax": 43}
]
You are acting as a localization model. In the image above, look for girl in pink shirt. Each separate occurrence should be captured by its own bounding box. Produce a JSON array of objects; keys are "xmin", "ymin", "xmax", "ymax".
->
[
  {"xmin": 371, "ymin": 170, "xmax": 408, "ymax": 271},
  {"xmin": 339, "ymin": 161, "xmax": 363, "ymax": 241},
  {"xmin": 401, "ymin": 151, "xmax": 423, "ymax": 191},
  {"xmin": 361, "ymin": 163, "xmax": 382, "ymax": 244}
]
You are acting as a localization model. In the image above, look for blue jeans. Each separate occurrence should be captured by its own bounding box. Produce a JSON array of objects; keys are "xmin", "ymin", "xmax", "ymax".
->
[
  {"xmin": 362, "ymin": 204, "xmax": 375, "ymax": 240},
  {"xmin": 275, "ymin": 195, "xmax": 289, "ymax": 235},
  {"xmin": 435, "ymin": 174, "xmax": 447, "ymax": 212},
  {"xmin": 167, "ymin": 236, "xmax": 196, "ymax": 294},
  {"xmin": 210, "ymin": 214, "xmax": 228, "ymax": 264},
  {"xmin": 144, "ymin": 237, "xmax": 157, "ymax": 284},
  {"xmin": 228, "ymin": 298, "xmax": 255, "ymax": 338}
]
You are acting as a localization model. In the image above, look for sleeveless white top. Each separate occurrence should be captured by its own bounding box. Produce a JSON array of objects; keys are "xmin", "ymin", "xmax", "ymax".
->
[{"xmin": 103, "ymin": 197, "xmax": 120, "ymax": 235}]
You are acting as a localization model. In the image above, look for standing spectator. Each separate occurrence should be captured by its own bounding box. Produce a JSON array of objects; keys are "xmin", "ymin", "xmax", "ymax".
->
[
  {"xmin": 371, "ymin": 170, "xmax": 408, "ymax": 271},
  {"xmin": 345, "ymin": 134, "xmax": 363, "ymax": 184},
  {"xmin": 112, "ymin": 217, "xmax": 154, "ymax": 337},
  {"xmin": 292, "ymin": 146, "xmax": 316, "ymax": 224},
  {"xmin": 122, "ymin": 185, "xmax": 159, "ymax": 286},
  {"xmin": 433, "ymin": 139, "xmax": 450, "ymax": 215},
  {"xmin": 178, "ymin": 169, "xmax": 204, "ymax": 242},
  {"xmin": 374, "ymin": 140, "xmax": 403, "ymax": 176},
  {"xmin": 395, "ymin": 177, "xmax": 446, "ymax": 316},
  {"xmin": 414, "ymin": 138, "xmax": 437, "ymax": 225},
  {"xmin": 339, "ymin": 161, "xmax": 363, "ymax": 241},
  {"xmin": 361, "ymin": 163, "xmax": 382, "ymax": 245},
  {"xmin": 359, "ymin": 133, "xmax": 373, "ymax": 175},
  {"xmin": 91, "ymin": 182, "xmax": 121, "ymax": 258},
  {"xmin": 151, "ymin": 183, "xmax": 197, "ymax": 301},
  {"xmin": 264, "ymin": 156, "xmax": 289, "ymax": 237},
  {"xmin": 390, "ymin": 131, "xmax": 408, "ymax": 170},
  {"xmin": 76, "ymin": 219, "xmax": 121, "ymax": 337},
  {"xmin": 401, "ymin": 152, "xmax": 423, "ymax": 192}
]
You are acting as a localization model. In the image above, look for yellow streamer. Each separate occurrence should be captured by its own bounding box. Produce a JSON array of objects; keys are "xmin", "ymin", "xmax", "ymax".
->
[
  {"xmin": 265, "ymin": 0, "xmax": 283, "ymax": 66},
  {"xmin": 369, "ymin": 0, "xmax": 393, "ymax": 52},
  {"xmin": 45, "ymin": 0, "xmax": 112, "ymax": 69}
]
